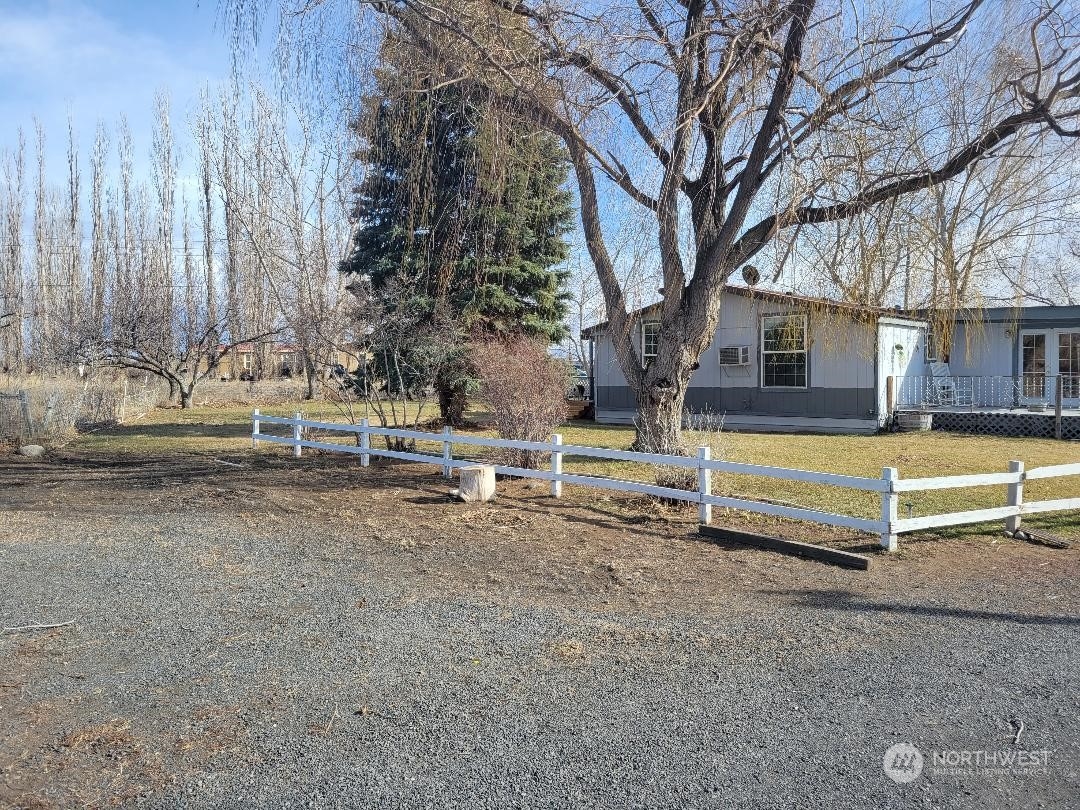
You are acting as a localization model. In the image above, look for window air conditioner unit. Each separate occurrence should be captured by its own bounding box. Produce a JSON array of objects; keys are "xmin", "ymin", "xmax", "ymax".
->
[{"xmin": 718, "ymin": 345, "xmax": 751, "ymax": 366}]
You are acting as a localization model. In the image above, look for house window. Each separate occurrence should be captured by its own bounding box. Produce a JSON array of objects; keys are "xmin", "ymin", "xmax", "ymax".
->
[
  {"xmin": 241, "ymin": 352, "xmax": 253, "ymax": 371},
  {"xmin": 761, "ymin": 314, "xmax": 807, "ymax": 388},
  {"xmin": 642, "ymin": 321, "xmax": 660, "ymax": 363},
  {"xmin": 1059, "ymin": 332, "xmax": 1079, "ymax": 398},
  {"xmin": 1021, "ymin": 333, "xmax": 1046, "ymax": 398}
]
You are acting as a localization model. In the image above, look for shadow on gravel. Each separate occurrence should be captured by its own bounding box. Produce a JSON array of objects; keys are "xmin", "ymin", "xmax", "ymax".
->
[
  {"xmin": 771, "ymin": 588, "xmax": 1080, "ymax": 626},
  {"xmin": 498, "ymin": 495, "xmax": 685, "ymax": 540}
]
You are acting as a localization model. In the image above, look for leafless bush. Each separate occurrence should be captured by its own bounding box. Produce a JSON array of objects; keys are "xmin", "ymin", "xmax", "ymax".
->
[
  {"xmin": 0, "ymin": 372, "xmax": 166, "ymax": 442},
  {"xmin": 649, "ymin": 409, "xmax": 729, "ymax": 499},
  {"xmin": 192, "ymin": 379, "xmax": 310, "ymax": 407},
  {"xmin": 471, "ymin": 336, "xmax": 569, "ymax": 470}
]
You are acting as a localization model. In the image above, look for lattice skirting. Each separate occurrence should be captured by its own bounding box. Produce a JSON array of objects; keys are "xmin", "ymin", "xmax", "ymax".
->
[{"xmin": 921, "ymin": 410, "xmax": 1080, "ymax": 440}]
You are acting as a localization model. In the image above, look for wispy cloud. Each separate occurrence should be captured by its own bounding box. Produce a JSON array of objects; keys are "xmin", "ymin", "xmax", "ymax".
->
[{"xmin": 0, "ymin": 0, "xmax": 230, "ymax": 175}]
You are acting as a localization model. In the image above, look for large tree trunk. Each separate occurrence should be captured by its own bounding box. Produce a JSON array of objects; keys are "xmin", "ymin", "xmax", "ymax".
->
[
  {"xmin": 630, "ymin": 353, "xmax": 692, "ymax": 456},
  {"xmin": 303, "ymin": 353, "xmax": 317, "ymax": 401},
  {"xmin": 436, "ymin": 372, "xmax": 468, "ymax": 427}
]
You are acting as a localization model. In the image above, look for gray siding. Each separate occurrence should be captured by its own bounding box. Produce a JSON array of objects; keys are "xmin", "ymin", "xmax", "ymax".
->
[
  {"xmin": 597, "ymin": 385, "xmax": 875, "ymax": 418},
  {"xmin": 590, "ymin": 289, "xmax": 882, "ymax": 422},
  {"xmin": 950, "ymin": 321, "xmax": 1015, "ymax": 377}
]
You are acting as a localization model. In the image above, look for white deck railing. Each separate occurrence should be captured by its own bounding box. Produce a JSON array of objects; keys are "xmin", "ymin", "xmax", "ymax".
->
[
  {"xmin": 896, "ymin": 373, "xmax": 1080, "ymax": 410},
  {"xmin": 252, "ymin": 411, "xmax": 1080, "ymax": 552}
]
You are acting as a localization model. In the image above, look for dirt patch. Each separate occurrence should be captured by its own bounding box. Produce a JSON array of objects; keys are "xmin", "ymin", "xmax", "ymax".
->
[
  {"xmin": 2, "ymin": 450, "xmax": 1077, "ymax": 614},
  {"xmin": 1, "ymin": 448, "xmax": 1077, "ymax": 807}
]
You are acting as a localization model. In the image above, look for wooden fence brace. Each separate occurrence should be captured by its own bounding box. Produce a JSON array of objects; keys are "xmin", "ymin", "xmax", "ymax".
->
[
  {"xmin": 252, "ymin": 409, "xmax": 260, "ymax": 449},
  {"xmin": 551, "ymin": 434, "xmax": 563, "ymax": 498},
  {"xmin": 292, "ymin": 411, "xmax": 303, "ymax": 458},
  {"xmin": 1055, "ymin": 376, "xmax": 1063, "ymax": 441},
  {"xmin": 442, "ymin": 426, "xmax": 453, "ymax": 478},
  {"xmin": 698, "ymin": 446, "xmax": 712, "ymax": 525},
  {"xmin": 1006, "ymin": 459, "xmax": 1024, "ymax": 533},
  {"xmin": 880, "ymin": 467, "xmax": 899, "ymax": 551},
  {"xmin": 360, "ymin": 418, "xmax": 370, "ymax": 467}
]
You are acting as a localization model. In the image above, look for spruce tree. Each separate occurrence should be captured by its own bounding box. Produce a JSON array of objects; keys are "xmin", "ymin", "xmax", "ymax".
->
[{"xmin": 342, "ymin": 50, "xmax": 574, "ymax": 423}]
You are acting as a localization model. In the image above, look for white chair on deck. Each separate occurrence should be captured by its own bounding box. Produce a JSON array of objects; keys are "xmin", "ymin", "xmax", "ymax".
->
[{"xmin": 929, "ymin": 361, "xmax": 973, "ymax": 407}]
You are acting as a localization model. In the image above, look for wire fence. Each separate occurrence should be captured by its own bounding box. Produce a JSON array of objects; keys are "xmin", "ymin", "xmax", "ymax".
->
[{"xmin": 0, "ymin": 373, "xmax": 165, "ymax": 443}]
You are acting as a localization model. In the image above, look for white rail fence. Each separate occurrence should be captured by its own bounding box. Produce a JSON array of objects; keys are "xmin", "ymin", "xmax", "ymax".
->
[{"xmin": 252, "ymin": 411, "xmax": 1080, "ymax": 552}]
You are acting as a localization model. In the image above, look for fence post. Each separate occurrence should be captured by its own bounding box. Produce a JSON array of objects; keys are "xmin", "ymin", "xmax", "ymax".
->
[
  {"xmin": 1054, "ymin": 376, "xmax": 1063, "ymax": 440},
  {"xmin": 880, "ymin": 467, "xmax": 899, "ymax": 551},
  {"xmin": 252, "ymin": 409, "xmax": 260, "ymax": 449},
  {"xmin": 360, "ymin": 418, "xmax": 370, "ymax": 467},
  {"xmin": 442, "ymin": 426, "xmax": 453, "ymax": 478},
  {"xmin": 292, "ymin": 411, "xmax": 303, "ymax": 458},
  {"xmin": 698, "ymin": 445, "xmax": 712, "ymax": 526},
  {"xmin": 18, "ymin": 391, "xmax": 32, "ymax": 439},
  {"xmin": 550, "ymin": 433, "xmax": 563, "ymax": 498},
  {"xmin": 1005, "ymin": 459, "xmax": 1025, "ymax": 534}
]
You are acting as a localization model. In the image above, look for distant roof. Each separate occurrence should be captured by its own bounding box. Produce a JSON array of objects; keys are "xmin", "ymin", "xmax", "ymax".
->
[
  {"xmin": 581, "ymin": 285, "xmax": 920, "ymax": 338},
  {"xmin": 904, "ymin": 304, "xmax": 1080, "ymax": 325},
  {"xmin": 224, "ymin": 343, "xmax": 299, "ymax": 353}
]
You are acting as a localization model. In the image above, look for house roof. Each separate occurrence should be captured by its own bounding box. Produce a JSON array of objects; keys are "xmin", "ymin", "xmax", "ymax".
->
[
  {"xmin": 908, "ymin": 304, "xmax": 1080, "ymax": 326},
  {"xmin": 223, "ymin": 343, "xmax": 299, "ymax": 353},
  {"xmin": 580, "ymin": 285, "xmax": 920, "ymax": 338}
]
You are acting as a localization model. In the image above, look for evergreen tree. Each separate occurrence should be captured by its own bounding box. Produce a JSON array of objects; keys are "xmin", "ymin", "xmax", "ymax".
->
[{"xmin": 341, "ymin": 49, "xmax": 575, "ymax": 422}]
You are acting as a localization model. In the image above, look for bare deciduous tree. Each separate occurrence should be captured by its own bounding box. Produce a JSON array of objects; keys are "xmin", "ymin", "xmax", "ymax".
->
[
  {"xmin": 0, "ymin": 129, "xmax": 26, "ymax": 372},
  {"xmin": 235, "ymin": 0, "xmax": 1080, "ymax": 450}
]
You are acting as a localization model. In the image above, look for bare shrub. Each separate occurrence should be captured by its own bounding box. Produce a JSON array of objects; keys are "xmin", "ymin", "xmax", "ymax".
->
[
  {"xmin": 470, "ymin": 336, "xmax": 569, "ymax": 470},
  {"xmin": 192, "ymin": 379, "xmax": 310, "ymax": 407},
  {"xmin": 650, "ymin": 409, "xmax": 729, "ymax": 500},
  {"xmin": 0, "ymin": 372, "xmax": 166, "ymax": 442}
]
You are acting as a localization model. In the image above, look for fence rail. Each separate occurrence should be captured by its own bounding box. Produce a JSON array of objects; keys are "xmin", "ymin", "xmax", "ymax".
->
[{"xmin": 252, "ymin": 411, "xmax": 1080, "ymax": 552}]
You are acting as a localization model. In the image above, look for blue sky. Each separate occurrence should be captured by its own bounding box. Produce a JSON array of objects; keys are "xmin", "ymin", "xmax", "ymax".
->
[{"xmin": 0, "ymin": 0, "xmax": 238, "ymax": 179}]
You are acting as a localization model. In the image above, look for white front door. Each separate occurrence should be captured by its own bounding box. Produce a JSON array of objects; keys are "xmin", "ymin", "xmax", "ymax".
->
[
  {"xmin": 877, "ymin": 320, "xmax": 926, "ymax": 420},
  {"xmin": 1019, "ymin": 329, "xmax": 1080, "ymax": 407}
]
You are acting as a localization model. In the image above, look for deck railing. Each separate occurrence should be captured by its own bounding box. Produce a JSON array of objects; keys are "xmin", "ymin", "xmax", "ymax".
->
[
  {"xmin": 251, "ymin": 411, "xmax": 1080, "ymax": 553},
  {"xmin": 896, "ymin": 373, "xmax": 1079, "ymax": 410}
]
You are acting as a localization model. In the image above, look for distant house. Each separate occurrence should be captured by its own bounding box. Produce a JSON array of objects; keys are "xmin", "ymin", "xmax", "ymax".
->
[
  {"xmin": 216, "ymin": 343, "xmax": 361, "ymax": 381},
  {"xmin": 582, "ymin": 286, "xmax": 927, "ymax": 434}
]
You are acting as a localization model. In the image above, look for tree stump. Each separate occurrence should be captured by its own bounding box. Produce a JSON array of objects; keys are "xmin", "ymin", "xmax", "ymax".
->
[{"xmin": 458, "ymin": 465, "xmax": 496, "ymax": 502}]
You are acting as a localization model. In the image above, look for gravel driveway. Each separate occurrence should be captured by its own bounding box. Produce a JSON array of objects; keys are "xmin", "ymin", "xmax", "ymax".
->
[{"xmin": 1, "ymin": 451, "xmax": 1077, "ymax": 809}]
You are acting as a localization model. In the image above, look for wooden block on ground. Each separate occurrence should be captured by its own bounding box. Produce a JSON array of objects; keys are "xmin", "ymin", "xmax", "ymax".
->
[
  {"xmin": 458, "ymin": 465, "xmax": 496, "ymax": 502},
  {"xmin": 699, "ymin": 525, "xmax": 871, "ymax": 570}
]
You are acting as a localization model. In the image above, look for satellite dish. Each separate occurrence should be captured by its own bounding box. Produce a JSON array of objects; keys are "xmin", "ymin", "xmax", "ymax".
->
[{"xmin": 741, "ymin": 265, "xmax": 760, "ymax": 286}]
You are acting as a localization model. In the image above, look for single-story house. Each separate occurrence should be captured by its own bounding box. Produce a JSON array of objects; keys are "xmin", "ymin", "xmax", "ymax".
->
[{"xmin": 582, "ymin": 286, "xmax": 928, "ymax": 434}]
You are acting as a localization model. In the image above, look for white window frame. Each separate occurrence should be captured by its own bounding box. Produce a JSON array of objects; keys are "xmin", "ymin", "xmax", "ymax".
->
[
  {"xmin": 760, "ymin": 313, "xmax": 808, "ymax": 390},
  {"xmin": 641, "ymin": 320, "xmax": 660, "ymax": 363}
]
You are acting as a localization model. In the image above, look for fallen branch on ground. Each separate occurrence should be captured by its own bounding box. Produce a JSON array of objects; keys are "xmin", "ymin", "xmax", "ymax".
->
[
  {"xmin": 3, "ymin": 620, "xmax": 75, "ymax": 633},
  {"xmin": 213, "ymin": 458, "xmax": 247, "ymax": 468}
]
